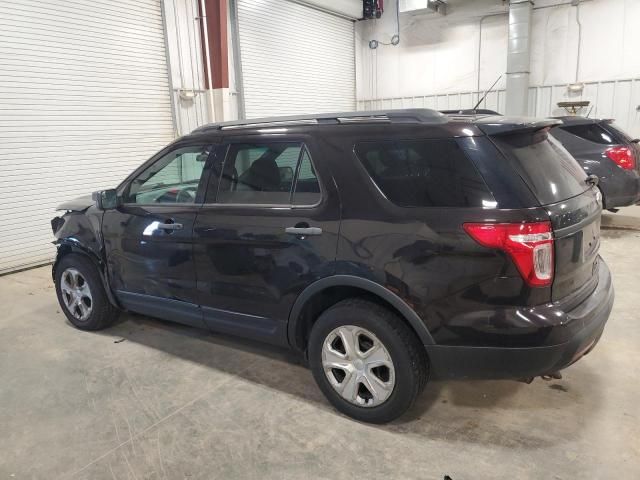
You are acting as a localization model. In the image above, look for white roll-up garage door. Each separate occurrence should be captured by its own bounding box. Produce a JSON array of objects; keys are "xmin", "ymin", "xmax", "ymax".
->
[
  {"xmin": 0, "ymin": 0, "xmax": 175, "ymax": 274},
  {"xmin": 235, "ymin": 0, "xmax": 356, "ymax": 119}
]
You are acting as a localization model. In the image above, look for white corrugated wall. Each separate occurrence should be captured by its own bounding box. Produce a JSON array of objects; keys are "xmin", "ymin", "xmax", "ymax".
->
[
  {"xmin": 357, "ymin": 78, "xmax": 640, "ymax": 138},
  {"xmin": 235, "ymin": 0, "xmax": 356, "ymax": 118},
  {"xmin": 0, "ymin": 0, "xmax": 176, "ymax": 273}
]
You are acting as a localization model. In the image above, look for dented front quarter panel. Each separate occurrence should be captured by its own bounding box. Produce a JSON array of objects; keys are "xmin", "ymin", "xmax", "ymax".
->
[{"xmin": 51, "ymin": 203, "xmax": 105, "ymax": 277}]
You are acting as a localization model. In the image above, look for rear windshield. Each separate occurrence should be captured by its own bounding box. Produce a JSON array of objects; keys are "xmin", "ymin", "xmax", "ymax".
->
[
  {"xmin": 560, "ymin": 123, "xmax": 616, "ymax": 145},
  {"xmin": 491, "ymin": 129, "xmax": 588, "ymax": 205},
  {"xmin": 605, "ymin": 122, "xmax": 636, "ymax": 143},
  {"xmin": 354, "ymin": 139, "xmax": 494, "ymax": 208}
]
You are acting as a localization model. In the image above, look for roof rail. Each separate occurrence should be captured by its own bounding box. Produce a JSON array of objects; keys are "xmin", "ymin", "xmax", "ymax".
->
[{"xmin": 192, "ymin": 108, "xmax": 446, "ymax": 133}]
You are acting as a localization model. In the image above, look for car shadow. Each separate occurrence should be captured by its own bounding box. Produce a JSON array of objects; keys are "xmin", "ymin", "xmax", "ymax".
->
[{"xmin": 95, "ymin": 311, "xmax": 603, "ymax": 448}]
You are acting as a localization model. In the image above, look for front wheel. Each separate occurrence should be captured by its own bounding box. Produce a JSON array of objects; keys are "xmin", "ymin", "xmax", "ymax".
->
[
  {"xmin": 54, "ymin": 253, "xmax": 119, "ymax": 331},
  {"xmin": 308, "ymin": 298, "xmax": 428, "ymax": 423}
]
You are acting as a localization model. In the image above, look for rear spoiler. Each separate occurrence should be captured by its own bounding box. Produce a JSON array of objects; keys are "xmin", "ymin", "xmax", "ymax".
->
[
  {"xmin": 440, "ymin": 109, "xmax": 501, "ymax": 115},
  {"xmin": 474, "ymin": 116, "xmax": 563, "ymax": 136}
]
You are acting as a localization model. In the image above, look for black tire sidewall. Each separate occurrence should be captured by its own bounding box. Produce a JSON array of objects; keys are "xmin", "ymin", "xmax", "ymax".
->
[
  {"xmin": 55, "ymin": 254, "xmax": 110, "ymax": 330},
  {"xmin": 308, "ymin": 301, "xmax": 424, "ymax": 423}
]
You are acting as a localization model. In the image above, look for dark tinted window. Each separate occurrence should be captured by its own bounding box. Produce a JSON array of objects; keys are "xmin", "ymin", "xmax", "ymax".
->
[
  {"xmin": 354, "ymin": 139, "xmax": 494, "ymax": 207},
  {"xmin": 292, "ymin": 148, "xmax": 321, "ymax": 206},
  {"xmin": 606, "ymin": 122, "xmax": 635, "ymax": 143},
  {"xmin": 217, "ymin": 143, "xmax": 302, "ymax": 205},
  {"xmin": 561, "ymin": 124, "xmax": 615, "ymax": 145},
  {"xmin": 492, "ymin": 130, "xmax": 588, "ymax": 205},
  {"xmin": 216, "ymin": 142, "xmax": 321, "ymax": 206}
]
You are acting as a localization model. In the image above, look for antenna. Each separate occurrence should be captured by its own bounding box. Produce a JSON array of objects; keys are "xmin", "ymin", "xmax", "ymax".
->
[{"xmin": 473, "ymin": 75, "xmax": 502, "ymax": 112}]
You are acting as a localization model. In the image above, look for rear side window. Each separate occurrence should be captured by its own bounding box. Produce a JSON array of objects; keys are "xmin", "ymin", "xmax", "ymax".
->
[
  {"xmin": 492, "ymin": 130, "xmax": 588, "ymax": 205},
  {"xmin": 560, "ymin": 124, "xmax": 615, "ymax": 145},
  {"xmin": 292, "ymin": 149, "xmax": 321, "ymax": 206},
  {"xmin": 216, "ymin": 142, "xmax": 321, "ymax": 206},
  {"xmin": 354, "ymin": 139, "xmax": 494, "ymax": 207}
]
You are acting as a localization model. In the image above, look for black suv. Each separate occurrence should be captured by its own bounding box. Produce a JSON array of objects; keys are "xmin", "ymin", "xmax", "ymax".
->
[
  {"xmin": 51, "ymin": 109, "xmax": 614, "ymax": 423},
  {"xmin": 550, "ymin": 116, "xmax": 640, "ymax": 209}
]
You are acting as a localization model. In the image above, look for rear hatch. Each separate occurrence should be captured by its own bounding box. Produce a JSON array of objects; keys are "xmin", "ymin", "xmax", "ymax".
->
[{"xmin": 487, "ymin": 124, "xmax": 602, "ymax": 301}]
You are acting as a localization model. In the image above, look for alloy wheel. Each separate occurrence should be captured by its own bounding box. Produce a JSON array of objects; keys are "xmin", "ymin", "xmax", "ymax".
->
[{"xmin": 60, "ymin": 268, "xmax": 93, "ymax": 321}]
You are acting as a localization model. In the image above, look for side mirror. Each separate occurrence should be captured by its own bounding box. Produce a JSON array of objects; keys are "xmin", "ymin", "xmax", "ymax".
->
[{"xmin": 92, "ymin": 189, "xmax": 120, "ymax": 210}]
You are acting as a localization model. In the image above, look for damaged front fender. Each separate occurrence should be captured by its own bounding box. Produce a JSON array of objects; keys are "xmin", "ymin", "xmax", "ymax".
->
[{"xmin": 51, "ymin": 204, "xmax": 120, "ymax": 308}]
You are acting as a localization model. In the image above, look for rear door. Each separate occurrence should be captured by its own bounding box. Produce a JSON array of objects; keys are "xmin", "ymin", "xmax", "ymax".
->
[
  {"xmin": 192, "ymin": 135, "xmax": 340, "ymax": 345},
  {"xmin": 491, "ymin": 129, "xmax": 602, "ymax": 301}
]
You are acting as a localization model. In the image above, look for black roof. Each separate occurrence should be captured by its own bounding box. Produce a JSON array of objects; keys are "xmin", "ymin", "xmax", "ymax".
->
[{"xmin": 188, "ymin": 108, "xmax": 562, "ymax": 137}]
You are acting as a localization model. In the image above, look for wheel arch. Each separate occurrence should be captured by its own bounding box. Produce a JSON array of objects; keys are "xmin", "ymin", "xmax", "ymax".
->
[
  {"xmin": 287, "ymin": 275, "xmax": 434, "ymax": 353},
  {"xmin": 53, "ymin": 239, "xmax": 120, "ymax": 308}
]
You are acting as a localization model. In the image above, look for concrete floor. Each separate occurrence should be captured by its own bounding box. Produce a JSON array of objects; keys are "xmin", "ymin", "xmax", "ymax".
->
[
  {"xmin": 602, "ymin": 204, "xmax": 640, "ymax": 230},
  {"xmin": 1, "ymin": 230, "xmax": 639, "ymax": 479}
]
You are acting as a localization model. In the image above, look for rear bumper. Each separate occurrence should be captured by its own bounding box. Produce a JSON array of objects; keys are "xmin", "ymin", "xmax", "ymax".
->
[{"xmin": 426, "ymin": 259, "xmax": 614, "ymax": 380}]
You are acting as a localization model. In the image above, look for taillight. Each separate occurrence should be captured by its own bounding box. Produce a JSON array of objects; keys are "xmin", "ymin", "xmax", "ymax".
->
[
  {"xmin": 605, "ymin": 146, "xmax": 635, "ymax": 170},
  {"xmin": 463, "ymin": 222, "xmax": 554, "ymax": 287}
]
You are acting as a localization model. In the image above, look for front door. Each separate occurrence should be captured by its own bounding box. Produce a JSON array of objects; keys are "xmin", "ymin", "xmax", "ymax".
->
[
  {"xmin": 193, "ymin": 136, "xmax": 340, "ymax": 345},
  {"xmin": 103, "ymin": 141, "xmax": 215, "ymax": 328}
]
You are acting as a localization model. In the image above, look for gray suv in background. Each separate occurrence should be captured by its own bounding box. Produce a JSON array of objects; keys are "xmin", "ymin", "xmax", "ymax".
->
[{"xmin": 550, "ymin": 117, "xmax": 640, "ymax": 210}]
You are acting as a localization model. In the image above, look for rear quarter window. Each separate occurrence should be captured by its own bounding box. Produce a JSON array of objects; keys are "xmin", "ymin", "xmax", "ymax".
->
[
  {"xmin": 354, "ymin": 139, "xmax": 494, "ymax": 208},
  {"xmin": 492, "ymin": 130, "xmax": 588, "ymax": 205}
]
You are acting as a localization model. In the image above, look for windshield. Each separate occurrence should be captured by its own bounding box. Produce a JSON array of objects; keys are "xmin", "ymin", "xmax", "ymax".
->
[{"xmin": 491, "ymin": 129, "xmax": 588, "ymax": 205}]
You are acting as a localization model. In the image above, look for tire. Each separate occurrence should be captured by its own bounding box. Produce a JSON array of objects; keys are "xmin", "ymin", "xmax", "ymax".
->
[
  {"xmin": 308, "ymin": 298, "xmax": 428, "ymax": 423},
  {"xmin": 597, "ymin": 186, "xmax": 608, "ymax": 210},
  {"xmin": 54, "ymin": 253, "xmax": 119, "ymax": 331}
]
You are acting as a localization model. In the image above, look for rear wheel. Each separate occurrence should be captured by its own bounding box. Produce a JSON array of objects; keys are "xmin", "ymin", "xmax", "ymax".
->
[
  {"xmin": 308, "ymin": 298, "xmax": 428, "ymax": 423},
  {"xmin": 55, "ymin": 254, "xmax": 119, "ymax": 331}
]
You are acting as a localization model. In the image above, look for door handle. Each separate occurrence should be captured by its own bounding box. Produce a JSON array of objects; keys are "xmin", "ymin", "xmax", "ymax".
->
[
  {"xmin": 285, "ymin": 226, "xmax": 322, "ymax": 236},
  {"xmin": 158, "ymin": 222, "xmax": 183, "ymax": 231}
]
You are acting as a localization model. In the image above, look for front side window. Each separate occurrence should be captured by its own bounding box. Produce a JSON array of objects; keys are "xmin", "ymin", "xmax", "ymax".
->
[
  {"xmin": 125, "ymin": 145, "xmax": 211, "ymax": 204},
  {"xmin": 217, "ymin": 142, "xmax": 321, "ymax": 206},
  {"xmin": 354, "ymin": 139, "xmax": 494, "ymax": 207}
]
